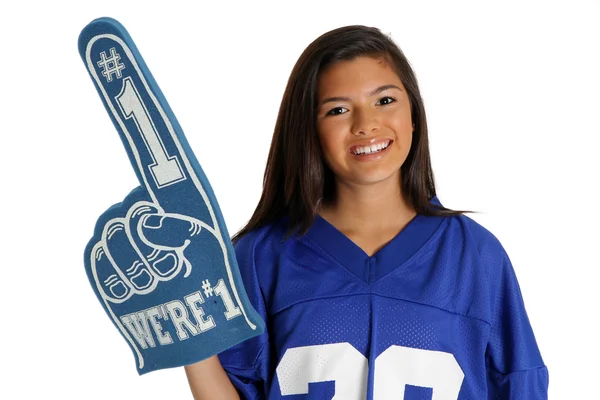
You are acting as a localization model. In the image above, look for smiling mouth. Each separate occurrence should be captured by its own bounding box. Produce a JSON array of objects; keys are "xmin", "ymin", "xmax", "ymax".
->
[{"xmin": 349, "ymin": 139, "xmax": 392, "ymax": 155}]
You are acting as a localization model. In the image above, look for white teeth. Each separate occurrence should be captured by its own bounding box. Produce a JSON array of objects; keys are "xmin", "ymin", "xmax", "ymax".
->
[{"xmin": 352, "ymin": 140, "xmax": 390, "ymax": 155}]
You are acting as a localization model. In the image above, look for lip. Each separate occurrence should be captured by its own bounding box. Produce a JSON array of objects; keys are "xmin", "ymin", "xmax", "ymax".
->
[{"xmin": 347, "ymin": 138, "xmax": 393, "ymax": 160}]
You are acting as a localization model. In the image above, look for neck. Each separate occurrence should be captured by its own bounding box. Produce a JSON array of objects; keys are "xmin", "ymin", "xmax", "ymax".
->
[{"xmin": 319, "ymin": 176, "xmax": 416, "ymax": 234}]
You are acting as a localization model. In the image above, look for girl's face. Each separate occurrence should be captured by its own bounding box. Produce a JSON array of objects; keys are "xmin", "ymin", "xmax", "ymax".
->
[{"xmin": 316, "ymin": 56, "xmax": 413, "ymax": 189}]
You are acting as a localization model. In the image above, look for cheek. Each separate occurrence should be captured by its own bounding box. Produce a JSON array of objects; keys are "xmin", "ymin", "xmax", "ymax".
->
[
  {"xmin": 318, "ymin": 128, "xmax": 347, "ymax": 160},
  {"xmin": 386, "ymin": 109, "xmax": 412, "ymax": 131},
  {"xmin": 387, "ymin": 113, "xmax": 413, "ymax": 142},
  {"xmin": 397, "ymin": 130, "xmax": 413, "ymax": 157},
  {"xmin": 384, "ymin": 115, "xmax": 413, "ymax": 157}
]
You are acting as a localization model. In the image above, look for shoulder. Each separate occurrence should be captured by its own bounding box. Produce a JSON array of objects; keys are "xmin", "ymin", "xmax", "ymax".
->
[
  {"xmin": 427, "ymin": 212, "xmax": 523, "ymax": 322},
  {"xmin": 443, "ymin": 213, "xmax": 521, "ymax": 299},
  {"xmin": 442, "ymin": 212, "xmax": 509, "ymax": 262},
  {"xmin": 429, "ymin": 196, "xmax": 508, "ymax": 260},
  {"xmin": 232, "ymin": 217, "xmax": 291, "ymax": 269},
  {"xmin": 438, "ymin": 212, "xmax": 516, "ymax": 291}
]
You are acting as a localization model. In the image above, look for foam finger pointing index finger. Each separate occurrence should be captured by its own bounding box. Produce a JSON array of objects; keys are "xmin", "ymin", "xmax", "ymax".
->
[{"xmin": 78, "ymin": 18, "xmax": 211, "ymax": 221}]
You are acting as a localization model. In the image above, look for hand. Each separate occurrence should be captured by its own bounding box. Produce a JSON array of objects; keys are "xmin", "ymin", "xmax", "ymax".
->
[{"xmin": 79, "ymin": 17, "xmax": 264, "ymax": 375}]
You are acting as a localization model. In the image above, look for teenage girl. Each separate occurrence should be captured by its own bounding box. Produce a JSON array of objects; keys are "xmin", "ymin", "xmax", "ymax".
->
[{"xmin": 184, "ymin": 24, "xmax": 548, "ymax": 399}]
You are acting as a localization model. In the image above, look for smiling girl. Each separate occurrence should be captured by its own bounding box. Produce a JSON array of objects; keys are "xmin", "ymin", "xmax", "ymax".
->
[{"xmin": 184, "ymin": 24, "xmax": 548, "ymax": 399}]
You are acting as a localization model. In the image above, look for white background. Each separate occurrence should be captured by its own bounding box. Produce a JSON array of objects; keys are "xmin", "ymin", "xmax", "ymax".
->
[{"xmin": 0, "ymin": 0, "xmax": 597, "ymax": 398}]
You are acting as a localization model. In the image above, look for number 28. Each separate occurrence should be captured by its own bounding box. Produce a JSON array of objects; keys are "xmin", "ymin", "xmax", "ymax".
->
[{"xmin": 276, "ymin": 343, "xmax": 464, "ymax": 399}]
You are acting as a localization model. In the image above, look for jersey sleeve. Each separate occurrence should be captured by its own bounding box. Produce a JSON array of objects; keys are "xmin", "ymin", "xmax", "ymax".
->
[
  {"xmin": 218, "ymin": 230, "xmax": 272, "ymax": 399},
  {"xmin": 484, "ymin": 244, "xmax": 549, "ymax": 399}
]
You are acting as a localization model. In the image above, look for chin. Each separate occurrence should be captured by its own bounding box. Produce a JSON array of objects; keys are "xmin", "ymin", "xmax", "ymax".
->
[{"xmin": 346, "ymin": 168, "xmax": 402, "ymax": 187}]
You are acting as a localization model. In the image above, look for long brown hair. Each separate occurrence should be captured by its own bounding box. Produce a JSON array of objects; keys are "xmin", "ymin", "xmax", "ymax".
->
[{"xmin": 232, "ymin": 25, "xmax": 470, "ymax": 242}]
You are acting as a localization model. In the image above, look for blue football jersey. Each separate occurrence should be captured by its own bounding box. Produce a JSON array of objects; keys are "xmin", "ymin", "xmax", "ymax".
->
[{"xmin": 218, "ymin": 197, "xmax": 548, "ymax": 399}]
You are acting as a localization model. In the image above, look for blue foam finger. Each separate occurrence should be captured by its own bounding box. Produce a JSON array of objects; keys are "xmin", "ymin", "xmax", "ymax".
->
[{"xmin": 79, "ymin": 17, "xmax": 265, "ymax": 375}]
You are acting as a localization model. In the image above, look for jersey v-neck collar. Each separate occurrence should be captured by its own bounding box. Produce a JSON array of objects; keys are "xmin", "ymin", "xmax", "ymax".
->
[{"xmin": 302, "ymin": 196, "xmax": 447, "ymax": 284}]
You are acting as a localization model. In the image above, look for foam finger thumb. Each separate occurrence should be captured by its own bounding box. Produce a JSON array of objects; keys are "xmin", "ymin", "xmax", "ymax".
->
[{"xmin": 138, "ymin": 213, "xmax": 202, "ymax": 249}]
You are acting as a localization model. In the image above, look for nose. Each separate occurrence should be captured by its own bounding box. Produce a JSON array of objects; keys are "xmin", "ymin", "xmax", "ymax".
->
[{"xmin": 351, "ymin": 107, "xmax": 380, "ymax": 135}]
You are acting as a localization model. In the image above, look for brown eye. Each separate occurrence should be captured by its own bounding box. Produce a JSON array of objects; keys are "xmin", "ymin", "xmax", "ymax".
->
[
  {"xmin": 326, "ymin": 107, "xmax": 347, "ymax": 116},
  {"xmin": 377, "ymin": 96, "xmax": 397, "ymax": 106}
]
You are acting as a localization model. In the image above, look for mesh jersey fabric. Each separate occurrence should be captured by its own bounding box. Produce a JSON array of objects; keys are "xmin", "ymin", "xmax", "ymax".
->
[{"xmin": 218, "ymin": 197, "xmax": 548, "ymax": 399}]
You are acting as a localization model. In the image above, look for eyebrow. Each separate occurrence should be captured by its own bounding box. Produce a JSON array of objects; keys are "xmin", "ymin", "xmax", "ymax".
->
[{"xmin": 317, "ymin": 84, "xmax": 402, "ymax": 109}]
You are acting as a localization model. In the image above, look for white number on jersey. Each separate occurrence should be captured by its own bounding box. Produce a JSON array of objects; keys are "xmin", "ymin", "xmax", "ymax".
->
[
  {"xmin": 276, "ymin": 343, "xmax": 464, "ymax": 399},
  {"xmin": 276, "ymin": 343, "xmax": 367, "ymax": 399}
]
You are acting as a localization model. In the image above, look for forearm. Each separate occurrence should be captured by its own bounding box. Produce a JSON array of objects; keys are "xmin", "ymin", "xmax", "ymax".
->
[{"xmin": 184, "ymin": 355, "xmax": 240, "ymax": 400}]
